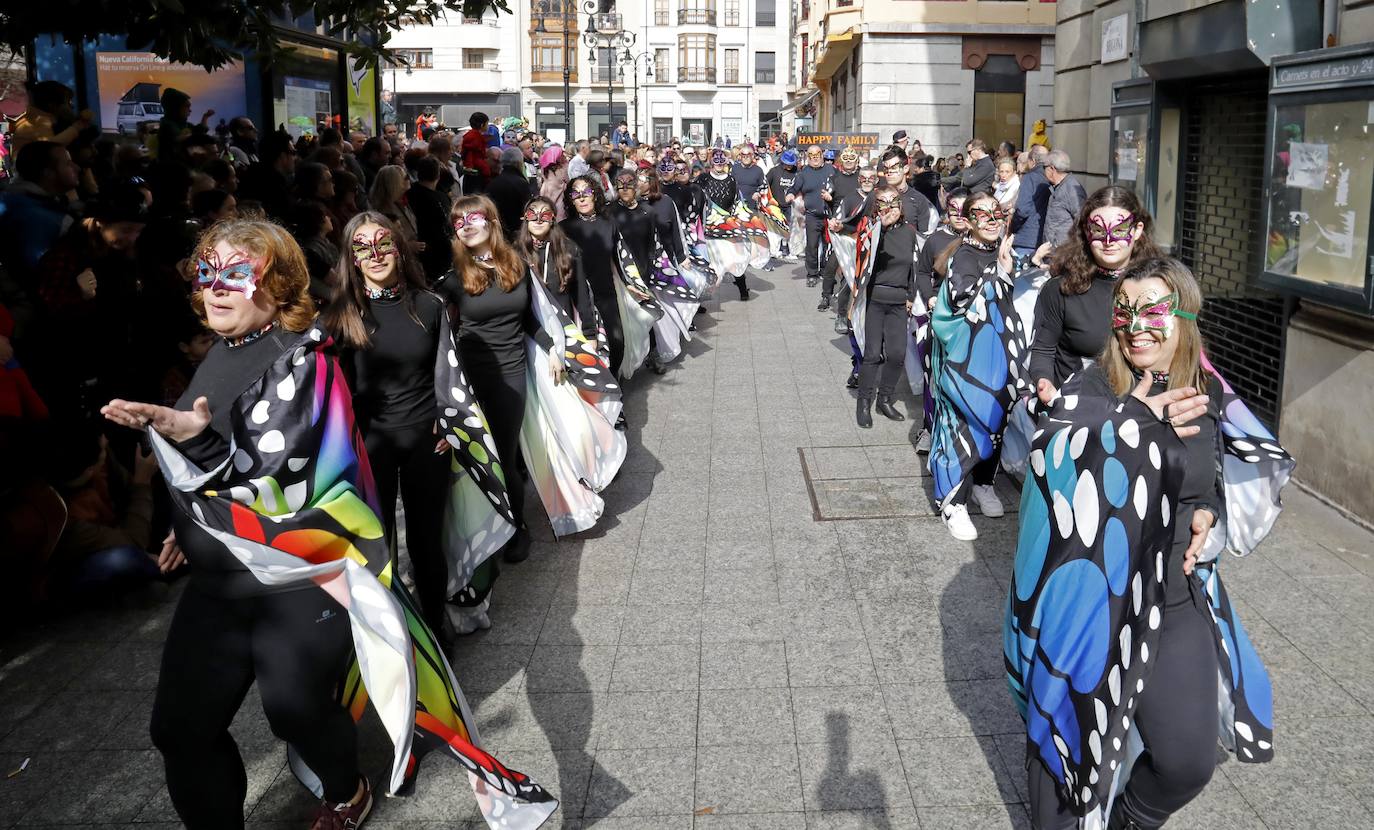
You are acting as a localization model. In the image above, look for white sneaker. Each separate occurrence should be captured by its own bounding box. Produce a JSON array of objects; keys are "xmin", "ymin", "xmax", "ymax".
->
[
  {"xmin": 942, "ymin": 503, "xmax": 978, "ymax": 541},
  {"xmin": 971, "ymin": 484, "xmax": 1004, "ymax": 518},
  {"xmin": 914, "ymin": 430, "xmax": 931, "ymax": 454},
  {"xmin": 447, "ymin": 599, "xmax": 491, "ymax": 636}
]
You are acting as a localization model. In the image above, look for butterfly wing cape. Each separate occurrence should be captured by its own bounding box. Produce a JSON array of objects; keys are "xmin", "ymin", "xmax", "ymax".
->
[
  {"xmin": 647, "ymin": 248, "xmax": 700, "ymax": 362},
  {"xmin": 613, "ymin": 236, "xmax": 665, "ymax": 379},
  {"xmin": 788, "ymin": 200, "xmax": 807, "ymax": 255},
  {"xmin": 757, "ymin": 187, "xmax": 790, "ymax": 256},
  {"xmin": 927, "ymin": 251, "xmax": 1028, "ymax": 504},
  {"xmin": 1004, "ymin": 368, "xmax": 1286, "ymax": 825},
  {"xmin": 702, "ymin": 200, "xmax": 755, "ymax": 278},
  {"xmin": 150, "ymin": 325, "xmax": 557, "ymax": 828},
  {"xmin": 520, "ymin": 274, "xmax": 627, "ymax": 535},
  {"xmin": 849, "ymin": 217, "xmax": 881, "ymax": 356},
  {"xmin": 1001, "ymin": 264, "xmax": 1054, "ymax": 483}
]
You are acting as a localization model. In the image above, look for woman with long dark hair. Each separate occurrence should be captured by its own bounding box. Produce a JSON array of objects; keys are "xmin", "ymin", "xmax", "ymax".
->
[
  {"xmin": 1030, "ymin": 185, "xmax": 1163, "ymax": 400},
  {"xmin": 1007, "ymin": 257, "xmax": 1290, "ymax": 830},
  {"xmin": 928, "ymin": 191, "xmax": 1026, "ymax": 541},
  {"xmin": 514, "ymin": 195, "xmax": 598, "ymax": 338}
]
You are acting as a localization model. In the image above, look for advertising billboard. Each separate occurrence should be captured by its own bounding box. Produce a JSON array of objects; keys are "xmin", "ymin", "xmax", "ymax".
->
[{"xmin": 94, "ymin": 51, "xmax": 245, "ymax": 135}]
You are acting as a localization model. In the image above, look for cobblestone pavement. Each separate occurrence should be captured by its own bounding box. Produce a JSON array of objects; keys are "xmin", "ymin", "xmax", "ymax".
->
[{"xmin": 3, "ymin": 262, "xmax": 1374, "ymax": 829}]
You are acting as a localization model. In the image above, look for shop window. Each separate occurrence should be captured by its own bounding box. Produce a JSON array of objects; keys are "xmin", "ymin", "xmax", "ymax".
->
[{"xmin": 972, "ymin": 54, "xmax": 1024, "ymax": 153}]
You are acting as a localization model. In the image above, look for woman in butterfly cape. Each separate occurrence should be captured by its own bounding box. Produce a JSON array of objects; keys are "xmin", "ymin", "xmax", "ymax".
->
[
  {"xmin": 638, "ymin": 166, "xmax": 703, "ymax": 363},
  {"xmin": 608, "ymin": 169, "xmax": 673, "ymax": 375},
  {"xmin": 1004, "ymin": 257, "xmax": 1291, "ymax": 830},
  {"xmin": 927, "ymin": 192, "xmax": 1028, "ymax": 541},
  {"xmin": 102, "ymin": 219, "xmax": 556, "ymax": 830},
  {"xmin": 513, "ymin": 196, "xmax": 627, "ymax": 536},
  {"xmin": 699, "ymin": 147, "xmax": 768, "ymax": 298}
]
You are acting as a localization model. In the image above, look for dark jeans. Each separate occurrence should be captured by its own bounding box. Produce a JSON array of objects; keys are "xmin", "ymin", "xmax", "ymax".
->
[
  {"xmin": 150, "ymin": 585, "xmax": 359, "ymax": 828},
  {"xmin": 804, "ymin": 213, "xmax": 827, "ymax": 278},
  {"xmin": 858, "ymin": 301, "xmax": 908, "ymax": 397},
  {"xmin": 946, "ymin": 450, "xmax": 1001, "ymax": 507},
  {"xmin": 1028, "ymin": 579, "xmax": 1219, "ymax": 829},
  {"xmin": 365, "ymin": 423, "xmax": 449, "ymax": 631}
]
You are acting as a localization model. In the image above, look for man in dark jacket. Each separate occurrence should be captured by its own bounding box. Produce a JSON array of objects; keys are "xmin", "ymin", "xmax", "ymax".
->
[
  {"xmin": 407, "ymin": 156, "xmax": 455, "ymax": 281},
  {"xmin": 787, "ymin": 145, "xmax": 834, "ymax": 287},
  {"xmin": 486, "ymin": 146, "xmax": 534, "ymax": 238},
  {"xmin": 237, "ymin": 130, "xmax": 297, "ymax": 223},
  {"xmin": 1011, "ymin": 144, "xmax": 1052, "ymax": 260},
  {"xmin": 1041, "ymin": 148, "xmax": 1088, "ymax": 251},
  {"xmin": 940, "ymin": 138, "xmax": 996, "ymax": 195}
]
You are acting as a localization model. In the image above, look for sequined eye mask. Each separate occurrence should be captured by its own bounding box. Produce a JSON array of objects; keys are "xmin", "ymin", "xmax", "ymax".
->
[
  {"xmin": 195, "ymin": 249, "xmax": 260, "ymax": 298},
  {"xmin": 968, "ymin": 207, "xmax": 1006, "ymax": 225},
  {"xmin": 523, "ymin": 208, "xmax": 556, "ymax": 223},
  {"xmin": 453, "ymin": 212, "xmax": 489, "ymax": 231},
  {"xmin": 1088, "ymin": 213, "xmax": 1137, "ymax": 245},
  {"xmin": 1112, "ymin": 289, "xmax": 1197, "ymax": 339},
  {"xmin": 350, "ymin": 228, "xmax": 397, "ymax": 264}
]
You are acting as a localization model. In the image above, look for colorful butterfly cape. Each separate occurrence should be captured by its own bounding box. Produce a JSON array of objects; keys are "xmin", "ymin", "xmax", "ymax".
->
[
  {"xmin": 520, "ymin": 273, "xmax": 627, "ymax": 536},
  {"xmin": 1003, "ymin": 366, "xmax": 1286, "ymax": 825},
  {"xmin": 848, "ymin": 217, "xmax": 881, "ymax": 349},
  {"xmin": 149, "ymin": 324, "xmax": 557, "ymax": 828},
  {"xmin": 926, "ymin": 246, "xmax": 1028, "ymax": 504},
  {"xmin": 613, "ymin": 236, "xmax": 664, "ymax": 379}
]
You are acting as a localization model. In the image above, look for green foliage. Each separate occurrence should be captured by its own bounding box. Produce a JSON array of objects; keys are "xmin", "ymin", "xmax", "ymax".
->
[{"xmin": 2, "ymin": 0, "xmax": 510, "ymax": 71}]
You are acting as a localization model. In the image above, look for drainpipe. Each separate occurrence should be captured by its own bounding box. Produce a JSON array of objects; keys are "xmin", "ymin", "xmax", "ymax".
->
[{"xmin": 1323, "ymin": 0, "xmax": 1339, "ymax": 47}]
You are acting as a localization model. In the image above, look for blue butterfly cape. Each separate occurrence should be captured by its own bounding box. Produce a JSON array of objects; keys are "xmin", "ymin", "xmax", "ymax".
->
[
  {"xmin": 927, "ymin": 244, "xmax": 1029, "ymax": 504},
  {"xmin": 1003, "ymin": 366, "xmax": 1290, "ymax": 824}
]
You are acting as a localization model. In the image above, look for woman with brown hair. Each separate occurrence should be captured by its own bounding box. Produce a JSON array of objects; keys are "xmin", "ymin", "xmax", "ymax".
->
[
  {"xmin": 1030, "ymin": 185, "xmax": 1163, "ymax": 401},
  {"xmin": 369, "ymin": 164, "xmax": 419, "ymax": 243},
  {"xmin": 1007, "ymin": 257, "xmax": 1289, "ymax": 830},
  {"xmin": 436, "ymin": 195, "xmax": 550, "ymax": 571}
]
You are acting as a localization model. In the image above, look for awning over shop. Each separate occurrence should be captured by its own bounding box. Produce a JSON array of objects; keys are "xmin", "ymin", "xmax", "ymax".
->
[
  {"xmin": 812, "ymin": 29, "xmax": 858, "ymax": 81},
  {"xmin": 780, "ymin": 88, "xmax": 820, "ymax": 114},
  {"xmin": 1140, "ymin": 0, "xmax": 1319, "ymax": 80}
]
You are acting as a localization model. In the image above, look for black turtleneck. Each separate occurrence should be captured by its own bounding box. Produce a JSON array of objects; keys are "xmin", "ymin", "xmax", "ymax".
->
[
  {"xmin": 344, "ymin": 290, "xmax": 443, "ymax": 432},
  {"xmin": 645, "ymin": 196, "xmax": 685, "ymax": 263},
  {"xmin": 1029, "ymin": 271, "xmax": 1121, "ymax": 387},
  {"xmin": 913, "ymin": 226, "xmax": 961, "ymax": 305},
  {"xmin": 828, "ymin": 169, "xmax": 861, "ymax": 216},
  {"xmin": 534, "ymin": 242, "xmax": 599, "ymax": 338},
  {"xmin": 560, "ymin": 213, "xmax": 619, "ymax": 302},
  {"xmin": 609, "ymin": 200, "xmax": 656, "ymax": 277},
  {"xmin": 868, "ymin": 222, "xmax": 918, "ymax": 305}
]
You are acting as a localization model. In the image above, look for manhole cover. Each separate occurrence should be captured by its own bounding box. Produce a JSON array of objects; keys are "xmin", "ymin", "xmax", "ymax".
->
[{"xmin": 799, "ymin": 445, "xmax": 1019, "ymax": 521}]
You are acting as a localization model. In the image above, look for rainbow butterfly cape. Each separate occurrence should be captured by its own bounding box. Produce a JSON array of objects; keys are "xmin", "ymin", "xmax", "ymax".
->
[
  {"xmin": 520, "ymin": 270, "xmax": 627, "ymax": 536},
  {"xmin": 1003, "ymin": 366, "xmax": 1285, "ymax": 825},
  {"xmin": 847, "ymin": 217, "xmax": 881, "ymax": 350},
  {"xmin": 150, "ymin": 324, "xmax": 557, "ymax": 829},
  {"xmin": 613, "ymin": 236, "xmax": 664, "ymax": 380},
  {"xmin": 927, "ymin": 246, "xmax": 1028, "ymax": 504}
]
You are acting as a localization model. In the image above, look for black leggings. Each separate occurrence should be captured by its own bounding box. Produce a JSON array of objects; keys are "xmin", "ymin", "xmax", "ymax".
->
[
  {"xmin": 804, "ymin": 213, "xmax": 827, "ymax": 278},
  {"xmin": 593, "ymin": 296, "xmax": 626, "ymax": 377},
  {"xmin": 366, "ymin": 423, "xmax": 449, "ymax": 631},
  {"xmin": 150, "ymin": 585, "xmax": 359, "ymax": 828},
  {"xmin": 946, "ymin": 450, "xmax": 1000, "ymax": 507},
  {"xmin": 1028, "ymin": 558, "xmax": 1219, "ymax": 829},
  {"xmin": 468, "ymin": 366, "xmax": 528, "ymax": 527},
  {"xmin": 859, "ymin": 301, "xmax": 907, "ymax": 397}
]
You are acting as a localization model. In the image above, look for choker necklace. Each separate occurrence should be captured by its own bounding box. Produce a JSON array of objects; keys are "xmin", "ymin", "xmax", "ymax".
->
[
  {"xmin": 1098, "ymin": 266, "xmax": 1125, "ymax": 279},
  {"xmin": 962, "ymin": 235, "xmax": 997, "ymax": 251},
  {"xmin": 532, "ymin": 238, "xmax": 548, "ymax": 250},
  {"xmin": 577, "ymin": 212, "xmax": 598, "ymax": 221},
  {"xmin": 1135, "ymin": 368, "xmax": 1170, "ymax": 385},
  {"xmin": 472, "ymin": 251, "xmax": 494, "ymax": 265},
  {"xmin": 366, "ymin": 284, "xmax": 401, "ymax": 300},
  {"xmin": 227, "ymin": 319, "xmax": 278, "ymax": 349}
]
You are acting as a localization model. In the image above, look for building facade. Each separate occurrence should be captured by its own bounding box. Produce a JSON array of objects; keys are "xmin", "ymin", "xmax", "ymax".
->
[
  {"xmin": 385, "ymin": 9, "xmax": 523, "ymax": 134},
  {"xmin": 796, "ymin": 0, "xmax": 1056, "ymax": 158},
  {"xmin": 519, "ymin": 0, "xmax": 794, "ymax": 145},
  {"xmin": 1055, "ymin": 0, "xmax": 1374, "ymax": 524}
]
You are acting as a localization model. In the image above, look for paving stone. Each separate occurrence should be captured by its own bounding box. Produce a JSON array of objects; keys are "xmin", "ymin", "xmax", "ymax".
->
[
  {"xmin": 698, "ymin": 688, "xmax": 795, "ymax": 746},
  {"xmin": 694, "ymin": 743, "xmax": 804, "ymax": 815},
  {"xmin": 700, "ymin": 641, "xmax": 789, "ymax": 690},
  {"xmin": 609, "ymin": 644, "xmax": 700, "ymax": 692},
  {"xmin": 584, "ymin": 747, "xmax": 696, "ymax": 818},
  {"xmin": 797, "ymin": 737, "xmax": 913, "ymax": 813},
  {"xmin": 785, "ymin": 639, "xmax": 878, "ymax": 687}
]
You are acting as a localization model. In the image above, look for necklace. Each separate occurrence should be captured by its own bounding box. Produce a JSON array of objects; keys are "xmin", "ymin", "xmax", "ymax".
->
[
  {"xmin": 1097, "ymin": 266, "xmax": 1125, "ymax": 279},
  {"xmin": 227, "ymin": 319, "xmax": 278, "ymax": 349},
  {"xmin": 472, "ymin": 251, "xmax": 494, "ymax": 268},
  {"xmin": 366, "ymin": 284, "xmax": 401, "ymax": 300},
  {"xmin": 532, "ymin": 238, "xmax": 548, "ymax": 250},
  {"xmin": 963, "ymin": 235, "xmax": 997, "ymax": 251}
]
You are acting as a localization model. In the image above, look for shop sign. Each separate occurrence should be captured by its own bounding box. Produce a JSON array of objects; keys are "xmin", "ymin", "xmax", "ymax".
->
[{"xmin": 796, "ymin": 131, "xmax": 880, "ymax": 153}]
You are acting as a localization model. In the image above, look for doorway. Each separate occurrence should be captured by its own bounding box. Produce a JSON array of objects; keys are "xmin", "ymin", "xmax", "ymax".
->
[
  {"xmin": 972, "ymin": 54, "xmax": 1025, "ymax": 152},
  {"xmin": 683, "ymin": 118, "xmax": 711, "ymax": 146}
]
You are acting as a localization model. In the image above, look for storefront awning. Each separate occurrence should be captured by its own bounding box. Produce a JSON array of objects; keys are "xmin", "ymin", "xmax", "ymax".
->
[
  {"xmin": 780, "ymin": 88, "xmax": 820, "ymax": 114},
  {"xmin": 812, "ymin": 30, "xmax": 859, "ymax": 80},
  {"xmin": 1140, "ymin": 0, "xmax": 1319, "ymax": 80}
]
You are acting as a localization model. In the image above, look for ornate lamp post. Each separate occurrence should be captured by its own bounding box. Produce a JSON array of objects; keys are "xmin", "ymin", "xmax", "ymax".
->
[
  {"xmin": 532, "ymin": 0, "xmax": 600, "ymax": 143},
  {"xmin": 619, "ymin": 50, "xmax": 655, "ymax": 142},
  {"xmin": 582, "ymin": 9, "xmax": 634, "ymax": 141}
]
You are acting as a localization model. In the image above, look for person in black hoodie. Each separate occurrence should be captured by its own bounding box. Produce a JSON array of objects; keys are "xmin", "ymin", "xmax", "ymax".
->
[
  {"xmin": 854, "ymin": 185, "xmax": 919, "ymax": 428},
  {"xmin": 610, "ymin": 169, "xmax": 667, "ymax": 374},
  {"xmin": 787, "ymin": 145, "xmax": 833, "ymax": 287},
  {"xmin": 406, "ymin": 155, "xmax": 456, "ymax": 282}
]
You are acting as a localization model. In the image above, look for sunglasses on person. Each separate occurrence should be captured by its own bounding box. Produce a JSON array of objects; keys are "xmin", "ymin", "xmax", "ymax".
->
[
  {"xmin": 195, "ymin": 250, "xmax": 259, "ymax": 298},
  {"xmin": 523, "ymin": 207, "xmax": 556, "ymax": 223},
  {"xmin": 350, "ymin": 228, "xmax": 398, "ymax": 263},
  {"xmin": 452, "ymin": 212, "xmax": 489, "ymax": 231},
  {"xmin": 968, "ymin": 207, "xmax": 1007, "ymax": 225},
  {"xmin": 1087, "ymin": 213, "xmax": 1138, "ymax": 245}
]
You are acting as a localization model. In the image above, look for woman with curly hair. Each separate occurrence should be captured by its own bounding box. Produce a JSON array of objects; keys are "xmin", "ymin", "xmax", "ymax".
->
[{"xmin": 1030, "ymin": 185, "xmax": 1162, "ymax": 402}]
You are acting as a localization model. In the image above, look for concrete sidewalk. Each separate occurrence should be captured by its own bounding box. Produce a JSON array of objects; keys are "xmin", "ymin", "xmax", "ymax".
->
[{"xmin": 2, "ymin": 261, "xmax": 1372, "ymax": 829}]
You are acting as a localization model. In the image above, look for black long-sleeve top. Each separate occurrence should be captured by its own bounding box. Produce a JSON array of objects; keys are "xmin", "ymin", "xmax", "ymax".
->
[
  {"xmin": 560, "ymin": 214, "xmax": 619, "ymax": 304},
  {"xmin": 913, "ymin": 226, "xmax": 960, "ymax": 306},
  {"xmin": 827, "ymin": 170, "xmax": 861, "ymax": 217},
  {"xmin": 788, "ymin": 164, "xmax": 833, "ymax": 215},
  {"xmin": 700, "ymin": 172, "xmax": 738, "ymax": 211},
  {"xmin": 406, "ymin": 184, "xmax": 455, "ymax": 281},
  {"xmin": 868, "ymin": 222, "xmax": 919, "ymax": 306},
  {"xmin": 435, "ymin": 267, "xmax": 535, "ymax": 376},
  {"xmin": 663, "ymin": 182, "xmax": 693, "ymax": 221},
  {"xmin": 609, "ymin": 200, "xmax": 657, "ymax": 278},
  {"xmin": 343, "ymin": 290, "xmax": 443, "ymax": 433},
  {"xmin": 731, "ymin": 162, "xmax": 767, "ymax": 203},
  {"xmin": 533, "ymin": 242, "xmax": 599, "ymax": 339},
  {"xmin": 1029, "ymin": 273, "xmax": 1119, "ymax": 388},
  {"xmin": 767, "ymin": 165, "xmax": 797, "ymax": 206},
  {"xmin": 645, "ymin": 195, "xmax": 686, "ymax": 263},
  {"xmin": 897, "ymin": 186, "xmax": 936, "ymax": 234},
  {"xmin": 173, "ymin": 326, "xmax": 305, "ymax": 597}
]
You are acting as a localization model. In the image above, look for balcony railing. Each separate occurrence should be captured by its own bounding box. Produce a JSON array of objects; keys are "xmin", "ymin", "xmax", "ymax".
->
[
  {"xmin": 755, "ymin": 70, "xmax": 775, "ymax": 83},
  {"xmin": 724, "ymin": 69, "xmax": 739, "ymax": 83},
  {"xmin": 590, "ymin": 66, "xmax": 622, "ymax": 83},
  {"xmin": 463, "ymin": 16, "xmax": 498, "ymax": 25},
  {"xmin": 591, "ymin": 12, "xmax": 623, "ymax": 32},
  {"xmin": 678, "ymin": 6, "xmax": 717, "ymax": 25},
  {"xmin": 532, "ymin": 65, "xmax": 578, "ymax": 82},
  {"xmin": 678, "ymin": 67, "xmax": 716, "ymax": 83}
]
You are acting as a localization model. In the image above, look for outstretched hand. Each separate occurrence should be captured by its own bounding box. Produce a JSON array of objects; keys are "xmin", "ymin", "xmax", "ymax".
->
[
  {"xmin": 102, "ymin": 396, "xmax": 212, "ymax": 444},
  {"xmin": 997, "ymin": 234, "xmax": 1015, "ymax": 275},
  {"xmin": 1129, "ymin": 373, "xmax": 1208, "ymax": 439}
]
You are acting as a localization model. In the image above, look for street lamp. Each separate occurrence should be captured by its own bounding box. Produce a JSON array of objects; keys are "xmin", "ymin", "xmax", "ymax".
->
[
  {"xmin": 582, "ymin": 9, "xmax": 634, "ymax": 142},
  {"xmin": 532, "ymin": 0, "xmax": 599, "ymax": 144},
  {"xmin": 619, "ymin": 50, "xmax": 655, "ymax": 141}
]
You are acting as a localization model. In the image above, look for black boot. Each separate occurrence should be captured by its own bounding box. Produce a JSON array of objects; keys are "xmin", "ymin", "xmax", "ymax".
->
[
  {"xmin": 856, "ymin": 395, "xmax": 873, "ymax": 429},
  {"xmin": 736, "ymin": 278, "xmax": 750, "ymax": 301},
  {"xmin": 1107, "ymin": 800, "xmax": 1144, "ymax": 830},
  {"xmin": 806, "ymin": 275, "xmax": 819, "ymax": 288},
  {"xmin": 845, "ymin": 369, "xmax": 859, "ymax": 389},
  {"xmin": 502, "ymin": 527, "xmax": 531, "ymax": 563},
  {"xmin": 646, "ymin": 351, "xmax": 668, "ymax": 375},
  {"xmin": 816, "ymin": 294, "xmax": 831, "ymax": 312},
  {"xmin": 875, "ymin": 394, "xmax": 905, "ymax": 421}
]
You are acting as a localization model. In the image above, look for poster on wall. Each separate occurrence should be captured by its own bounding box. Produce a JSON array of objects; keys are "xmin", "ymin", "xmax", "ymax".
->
[
  {"xmin": 1285, "ymin": 141, "xmax": 1329, "ymax": 190},
  {"xmin": 94, "ymin": 51, "xmax": 245, "ymax": 136},
  {"xmin": 346, "ymin": 62, "xmax": 377, "ymax": 137},
  {"xmin": 285, "ymin": 76, "xmax": 333, "ymax": 138}
]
